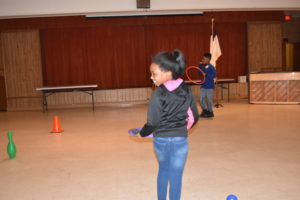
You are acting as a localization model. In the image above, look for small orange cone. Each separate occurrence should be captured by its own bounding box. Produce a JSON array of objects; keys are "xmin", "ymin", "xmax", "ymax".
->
[{"xmin": 51, "ymin": 115, "xmax": 63, "ymax": 133}]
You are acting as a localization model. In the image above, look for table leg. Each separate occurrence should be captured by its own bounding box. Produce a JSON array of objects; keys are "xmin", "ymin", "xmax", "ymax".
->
[
  {"xmin": 221, "ymin": 84, "xmax": 224, "ymax": 100},
  {"xmin": 45, "ymin": 93, "xmax": 48, "ymax": 111},
  {"xmin": 42, "ymin": 92, "xmax": 45, "ymax": 112},
  {"xmin": 42, "ymin": 92, "xmax": 48, "ymax": 112},
  {"xmin": 228, "ymin": 83, "xmax": 230, "ymax": 102},
  {"xmin": 92, "ymin": 90, "xmax": 95, "ymax": 111}
]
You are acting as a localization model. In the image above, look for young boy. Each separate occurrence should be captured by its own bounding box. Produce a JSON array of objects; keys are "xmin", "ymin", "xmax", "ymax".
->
[{"xmin": 199, "ymin": 53, "xmax": 216, "ymax": 118}]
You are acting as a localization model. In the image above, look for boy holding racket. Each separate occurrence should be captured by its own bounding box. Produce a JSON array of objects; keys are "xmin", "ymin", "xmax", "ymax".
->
[
  {"xmin": 199, "ymin": 53, "xmax": 216, "ymax": 118},
  {"xmin": 137, "ymin": 49, "xmax": 199, "ymax": 200}
]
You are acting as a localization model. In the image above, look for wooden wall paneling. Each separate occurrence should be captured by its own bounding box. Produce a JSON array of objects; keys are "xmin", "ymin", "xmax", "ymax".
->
[
  {"xmin": 0, "ymin": 33, "xmax": 7, "ymax": 110},
  {"xmin": 248, "ymin": 22, "xmax": 283, "ymax": 73},
  {"xmin": 72, "ymin": 91, "xmax": 91, "ymax": 104},
  {"xmin": 146, "ymin": 23, "xmax": 210, "ymax": 67},
  {"xmin": 1, "ymin": 30, "xmax": 43, "ymax": 110},
  {"xmin": 225, "ymin": 83, "xmax": 237, "ymax": 99},
  {"xmin": 7, "ymin": 97, "xmax": 41, "ymax": 110},
  {"xmin": 41, "ymin": 28, "xmax": 93, "ymax": 86},
  {"xmin": 40, "ymin": 29, "xmax": 65, "ymax": 86},
  {"xmin": 238, "ymin": 82, "xmax": 249, "ymax": 98},
  {"xmin": 190, "ymin": 85, "xmax": 200, "ymax": 100},
  {"xmin": 146, "ymin": 23, "xmax": 210, "ymax": 83},
  {"xmin": 0, "ymin": 13, "xmax": 284, "ymax": 110},
  {"xmin": 47, "ymin": 92, "xmax": 74, "ymax": 106},
  {"xmin": 0, "ymin": 76, "xmax": 7, "ymax": 110},
  {"xmin": 62, "ymin": 28, "xmax": 89, "ymax": 86},
  {"xmin": 85, "ymin": 26, "xmax": 115, "ymax": 89},
  {"xmin": 146, "ymin": 24, "xmax": 197, "ymax": 83},
  {"xmin": 41, "ymin": 19, "xmax": 248, "ymax": 90},
  {"xmin": 41, "ymin": 25, "xmax": 150, "ymax": 89},
  {"xmin": 179, "ymin": 22, "xmax": 247, "ymax": 80},
  {"xmin": 216, "ymin": 82, "xmax": 248, "ymax": 100},
  {"xmin": 111, "ymin": 25, "xmax": 149, "ymax": 88},
  {"xmin": 0, "ymin": 33, "xmax": 3, "ymax": 73},
  {"xmin": 216, "ymin": 23, "xmax": 247, "ymax": 79}
]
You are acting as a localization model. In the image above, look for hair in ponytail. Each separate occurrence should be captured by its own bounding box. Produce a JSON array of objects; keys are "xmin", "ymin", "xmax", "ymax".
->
[{"xmin": 152, "ymin": 49, "xmax": 186, "ymax": 80}]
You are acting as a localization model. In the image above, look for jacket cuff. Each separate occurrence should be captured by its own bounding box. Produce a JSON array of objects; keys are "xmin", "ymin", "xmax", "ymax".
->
[{"xmin": 140, "ymin": 124, "xmax": 154, "ymax": 137}]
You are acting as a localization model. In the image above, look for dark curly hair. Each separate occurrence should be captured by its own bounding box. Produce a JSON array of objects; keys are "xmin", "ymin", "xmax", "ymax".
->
[{"xmin": 152, "ymin": 49, "xmax": 186, "ymax": 80}]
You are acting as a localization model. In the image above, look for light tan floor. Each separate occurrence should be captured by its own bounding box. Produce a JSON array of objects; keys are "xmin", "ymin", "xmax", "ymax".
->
[{"xmin": 0, "ymin": 100, "xmax": 299, "ymax": 200}]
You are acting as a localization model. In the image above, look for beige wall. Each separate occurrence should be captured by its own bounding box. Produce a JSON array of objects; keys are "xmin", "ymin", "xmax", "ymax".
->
[{"xmin": 1, "ymin": 0, "xmax": 299, "ymax": 18}]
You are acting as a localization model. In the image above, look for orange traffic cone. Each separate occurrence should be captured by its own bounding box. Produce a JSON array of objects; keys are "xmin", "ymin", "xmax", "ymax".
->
[{"xmin": 51, "ymin": 115, "xmax": 63, "ymax": 133}]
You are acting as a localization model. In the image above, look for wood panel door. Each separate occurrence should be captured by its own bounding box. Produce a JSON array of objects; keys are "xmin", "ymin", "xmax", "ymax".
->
[
  {"xmin": 1, "ymin": 30, "xmax": 43, "ymax": 111},
  {"xmin": 0, "ymin": 76, "xmax": 7, "ymax": 111},
  {"xmin": 248, "ymin": 22, "xmax": 282, "ymax": 73}
]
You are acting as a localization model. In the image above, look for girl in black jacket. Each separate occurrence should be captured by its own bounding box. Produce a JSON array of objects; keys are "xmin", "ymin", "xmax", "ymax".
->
[{"xmin": 137, "ymin": 49, "xmax": 199, "ymax": 200}]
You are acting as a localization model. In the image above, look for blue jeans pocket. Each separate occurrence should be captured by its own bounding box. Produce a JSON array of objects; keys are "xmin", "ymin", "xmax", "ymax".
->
[
  {"xmin": 154, "ymin": 137, "xmax": 169, "ymax": 144},
  {"xmin": 154, "ymin": 138, "xmax": 168, "ymax": 155},
  {"xmin": 172, "ymin": 137, "xmax": 187, "ymax": 144}
]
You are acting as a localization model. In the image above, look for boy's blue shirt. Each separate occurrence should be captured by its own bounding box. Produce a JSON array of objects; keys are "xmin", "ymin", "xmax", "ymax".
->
[{"xmin": 198, "ymin": 64, "xmax": 216, "ymax": 89}]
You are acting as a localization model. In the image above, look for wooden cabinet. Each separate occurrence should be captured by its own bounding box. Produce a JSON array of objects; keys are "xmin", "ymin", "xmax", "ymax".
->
[{"xmin": 249, "ymin": 72, "xmax": 300, "ymax": 104}]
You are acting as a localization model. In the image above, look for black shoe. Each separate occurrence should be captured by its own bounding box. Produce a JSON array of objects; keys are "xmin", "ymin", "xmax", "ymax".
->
[
  {"xmin": 200, "ymin": 110, "xmax": 208, "ymax": 117},
  {"xmin": 206, "ymin": 111, "xmax": 214, "ymax": 118}
]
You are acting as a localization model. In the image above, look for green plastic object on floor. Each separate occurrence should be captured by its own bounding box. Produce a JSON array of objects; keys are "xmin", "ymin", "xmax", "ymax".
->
[{"xmin": 7, "ymin": 131, "xmax": 16, "ymax": 159}]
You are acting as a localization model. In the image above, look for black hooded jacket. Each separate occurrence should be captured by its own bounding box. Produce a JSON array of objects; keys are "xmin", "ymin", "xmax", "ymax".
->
[{"xmin": 140, "ymin": 81, "xmax": 199, "ymax": 137}]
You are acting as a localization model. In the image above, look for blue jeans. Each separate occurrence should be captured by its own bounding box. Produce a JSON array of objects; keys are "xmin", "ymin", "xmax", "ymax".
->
[
  {"xmin": 200, "ymin": 88, "xmax": 214, "ymax": 112},
  {"xmin": 154, "ymin": 137, "xmax": 188, "ymax": 200}
]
